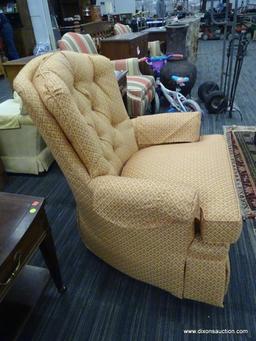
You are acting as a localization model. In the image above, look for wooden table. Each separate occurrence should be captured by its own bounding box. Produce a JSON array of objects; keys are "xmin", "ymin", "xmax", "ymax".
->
[
  {"xmin": 0, "ymin": 192, "xmax": 65, "ymax": 340},
  {"xmin": 2, "ymin": 56, "xmax": 35, "ymax": 88},
  {"xmin": 101, "ymin": 32, "xmax": 149, "ymax": 60},
  {"xmin": 142, "ymin": 27, "xmax": 167, "ymax": 42}
]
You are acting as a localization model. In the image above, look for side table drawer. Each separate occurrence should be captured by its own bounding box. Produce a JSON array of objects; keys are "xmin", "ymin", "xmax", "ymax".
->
[{"xmin": 0, "ymin": 211, "xmax": 46, "ymax": 301}]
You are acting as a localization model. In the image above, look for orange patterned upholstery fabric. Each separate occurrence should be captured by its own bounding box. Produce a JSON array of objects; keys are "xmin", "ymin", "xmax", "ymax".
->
[
  {"xmin": 32, "ymin": 52, "xmax": 137, "ymax": 177},
  {"xmin": 14, "ymin": 51, "xmax": 242, "ymax": 307},
  {"xmin": 122, "ymin": 131, "xmax": 241, "ymax": 244},
  {"xmin": 58, "ymin": 33, "xmax": 156, "ymax": 117}
]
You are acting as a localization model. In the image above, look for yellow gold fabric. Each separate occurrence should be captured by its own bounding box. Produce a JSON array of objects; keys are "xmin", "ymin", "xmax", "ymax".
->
[
  {"xmin": 0, "ymin": 114, "xmax": 53, "ymax": 174},
  {"xmin": 122, "ymin": 134, "xmax": 242, "ymax": 244},
  {"xmin": 32, "ymin": 52, "xmax": 138, "ymax": 177},
  {"xmin": 184, "ymin": 236, "xmax": 230, "ymax": 306},
  {"xmin": 14, "ymin": 51, "xmax": 242, "ymax": 307},
  {"xmin": 132, "ymin": 112, "xmax": 201, "ymax": 148}
]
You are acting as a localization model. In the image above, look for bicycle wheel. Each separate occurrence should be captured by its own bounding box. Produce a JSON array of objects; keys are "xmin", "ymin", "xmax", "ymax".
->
[{"xmin": 183, "ymin": 99, "xmax": 202, "ymax": 113}]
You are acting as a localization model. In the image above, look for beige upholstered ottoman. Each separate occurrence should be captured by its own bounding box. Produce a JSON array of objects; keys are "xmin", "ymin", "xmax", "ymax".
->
[{"xmin": 0, "ymin": 97, "xmax": 54, "ymax": 174}]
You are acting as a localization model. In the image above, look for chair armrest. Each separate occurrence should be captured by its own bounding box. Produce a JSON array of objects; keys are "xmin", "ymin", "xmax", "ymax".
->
[
  {"xmin": 112, "ymin": 58, "xmax": 141, "ymax": 76},
  {"xmin": 89, "ymin": 176, "xmax": 200, "ymax": 229},
  {"xmin": 132, "ymin": 112, "xmax": 201, "ymax": 148}
]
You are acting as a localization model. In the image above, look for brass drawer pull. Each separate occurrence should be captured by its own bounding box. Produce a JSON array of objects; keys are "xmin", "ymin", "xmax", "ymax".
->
[{"xmin": 0, "ymin": 253, "xmax": 21, "ymax": 286}]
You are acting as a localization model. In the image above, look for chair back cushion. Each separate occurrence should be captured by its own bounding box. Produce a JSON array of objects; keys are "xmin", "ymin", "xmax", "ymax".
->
[
  {"xmin": 114, "ymin": 23, "xmax": 132, "ymax": 35},
  {"xmin": 29, "ymin": 51, "xmax": 138, "ymax": 177},
  {"xmin": 58, "ymin": 32, "xmax": 98, "ymax": 54}
]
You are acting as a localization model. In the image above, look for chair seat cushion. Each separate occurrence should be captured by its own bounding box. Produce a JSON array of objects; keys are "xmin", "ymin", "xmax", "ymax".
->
[
  {"xmin": 127, "ymin": 75, "xmax": 155, "ymax": 98},
  {"xmin": 121, "ymin": 134, "xmax": 242, "ymax": 243}
]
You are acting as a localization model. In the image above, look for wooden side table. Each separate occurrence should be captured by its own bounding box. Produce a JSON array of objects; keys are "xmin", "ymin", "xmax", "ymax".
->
[
  {"xmin": 2, "ymin": 56, "xmax": 35, "ymax": 88},
  {"xmin": 142, "ymin": 27, "xmax": 167, "ymax": 43},
  {"xmin": 101, "ymin": 32, "xmax": 149, "ymax": 60},
  {"xmin": 0, "ymin": 192, "xmax": 65, "ymax": 340}
]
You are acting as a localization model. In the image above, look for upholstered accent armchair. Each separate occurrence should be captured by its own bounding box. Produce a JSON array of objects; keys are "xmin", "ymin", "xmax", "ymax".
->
[
  {"xmin": 58, "ymin": 32, "xmax": 98, "ymax": 54},
  {"xmin": 58, "ymin": 32, "xmax": 156, "ymax": 117},
  {"xmin": 14, "ymin": 51, "xmax": 242, "ymax": 307}
]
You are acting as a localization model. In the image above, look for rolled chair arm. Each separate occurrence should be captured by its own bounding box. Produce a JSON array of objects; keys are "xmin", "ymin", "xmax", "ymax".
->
[
  {"xmin": 132, "ymin": 112, "xmax": 201, "ymax": 148},
  {"xmin": 89, "ymin": 175, "xmax": 200, "ymax": 229}
]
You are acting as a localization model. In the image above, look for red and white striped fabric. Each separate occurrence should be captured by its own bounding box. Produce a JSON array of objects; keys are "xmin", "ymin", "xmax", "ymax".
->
[
  {"xmin": 127, "ymin": 76, "xmax": 155, "ymax": 98},
  {"xmin": 127, "ymin": 76, "xmax": 155, "ymax": 117},
  {"xmin": 114, "ymin": 23, "xmax": 132, "ymax": 35},
  {"xmin": 58, "ymin": 32, "xmax": 98, "ymax": 54},
  {"xmin": 112, "ymin": 57, "xmax": 156, "ymax": 116}
]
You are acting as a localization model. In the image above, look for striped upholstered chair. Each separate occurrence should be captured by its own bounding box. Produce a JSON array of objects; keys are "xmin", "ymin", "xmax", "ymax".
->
[
  {"xmin": 112, "ymin": 58, "xmax": 156, "ymax": 117},
  {"xmin": 114, "ymin": 23, "xmax": 132, "ymax": 35},
  {"xmin": 58, "ymin": 32, "xmax": 98, "ymax": 54},
  {"xmin": 58, "ymin": 32, "xmax": 156, "ymax": 117}
]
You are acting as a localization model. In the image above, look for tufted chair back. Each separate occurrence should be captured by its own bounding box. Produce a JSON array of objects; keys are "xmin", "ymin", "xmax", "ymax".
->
[{"xmin": 14, "ymin": 51, "xmax": 138, "ymax": 180}]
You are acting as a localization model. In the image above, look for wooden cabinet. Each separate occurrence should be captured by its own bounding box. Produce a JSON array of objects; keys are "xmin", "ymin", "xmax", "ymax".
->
[
  {"xmin": 0, "ymin": 0, "xmax": 35, "ymax": 57},
  {"xmin": 101, "ymin": 31, "xmax": 148, "ymax": 60},
  {"xmin": 13, "ymin": 27, "xmax": 35, "ymax": 57},
  {"xmin": 59, "ymin": 0, "xmax": 80, "ymax": 19},
  {"xmin": 57, "ymin": 0, "xmax": 101, "ymax": 26}
]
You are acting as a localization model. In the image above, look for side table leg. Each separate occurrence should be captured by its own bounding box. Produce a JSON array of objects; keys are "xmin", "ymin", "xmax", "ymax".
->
[{"xmin": 39, "ymin": 212, "xmax": 66, "ymax": 293}]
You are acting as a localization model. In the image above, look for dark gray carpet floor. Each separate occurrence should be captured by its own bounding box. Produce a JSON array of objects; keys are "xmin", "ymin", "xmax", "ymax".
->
[{"xmin": 1, "ymin": 40, "xmax": 256, "ymax": 341}]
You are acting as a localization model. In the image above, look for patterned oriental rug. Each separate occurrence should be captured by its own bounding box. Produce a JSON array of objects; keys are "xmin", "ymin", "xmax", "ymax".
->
[{"xmin": 224, "ymin": 126, "xmax": 256, "ymax": 220}]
